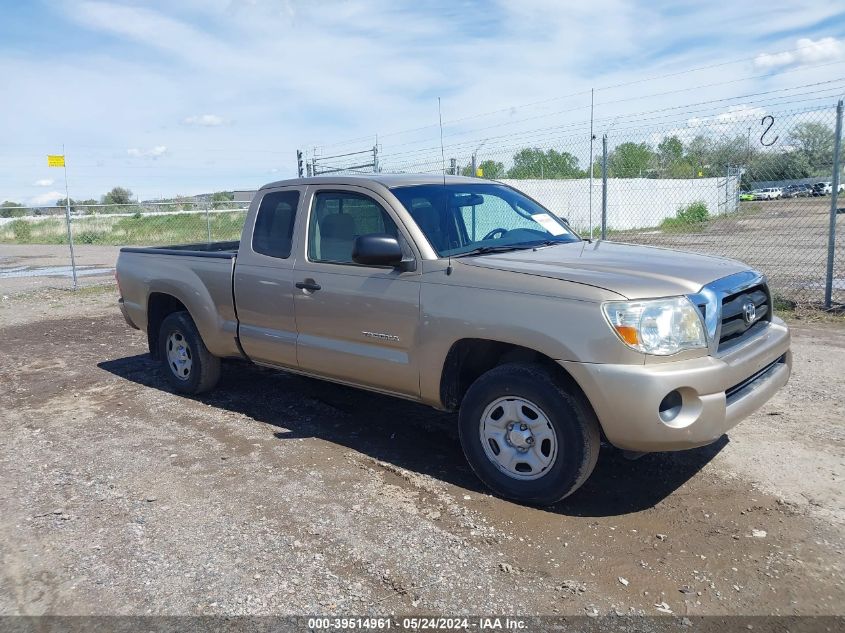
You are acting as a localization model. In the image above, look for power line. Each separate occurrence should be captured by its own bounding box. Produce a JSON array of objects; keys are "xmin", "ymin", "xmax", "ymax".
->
[
  {"xmin": 376, "ymin": 98, "xmax": 839, "ymax": 171},
  {"xmin": 334, "ymin": 68, "xmax": 845, "ymax": 164},
  {"xmin": 374, "ymin": 82, "xmax": 845, "ymax": 162},
  {"xmin": 312, "ymin": 43, "xmax": 845, "ymax": 150}
]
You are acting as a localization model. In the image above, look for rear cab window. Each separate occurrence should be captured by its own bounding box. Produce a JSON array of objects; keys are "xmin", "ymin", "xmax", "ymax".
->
[{"xmin": 252, "ymin": 190, "xmax": 300, "ymax": 259}]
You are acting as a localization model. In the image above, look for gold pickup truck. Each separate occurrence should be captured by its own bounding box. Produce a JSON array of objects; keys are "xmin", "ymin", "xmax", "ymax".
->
[{"xmin": 116, "ymin": 175, "xmax": 791, "ymax": 504}]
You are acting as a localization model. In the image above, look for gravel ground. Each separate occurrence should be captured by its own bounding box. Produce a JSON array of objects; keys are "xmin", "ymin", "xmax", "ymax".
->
[{"xmin": 0, "ymin": 286, "xmax": 843, "ymax": 618}]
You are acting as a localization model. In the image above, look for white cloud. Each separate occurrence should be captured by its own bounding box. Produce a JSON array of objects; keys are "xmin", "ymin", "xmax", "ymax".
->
[
  {"xmin": 715, "ymin": 104, "xmax": 766, "ymax": 123},
  {"xmin": 3, "ymin": 1, "xmax": 844, "ymax": 200},
  {"xmin": 33, "ymin": 178, "xmax": 55, "ymax": 187},
  {"xmin": 127, "ymin": 145, "xmax": 168, "ymax": 158},
  {"xmin": 184, "ymin": 114, "xmax": 226, "ymax": 126},
  {"xmin": 28, "ymin": 191, "xmax": 64, "ymax": 206},
  {"xmin": 754, "ymin": 37, "xmax": 845, "ymax": 70}
]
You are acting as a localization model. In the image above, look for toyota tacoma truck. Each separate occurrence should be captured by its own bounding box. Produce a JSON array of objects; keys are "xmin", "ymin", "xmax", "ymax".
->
[{"xmin": 116, "ymin": 175, "xmax": 791, "ymax": 505}]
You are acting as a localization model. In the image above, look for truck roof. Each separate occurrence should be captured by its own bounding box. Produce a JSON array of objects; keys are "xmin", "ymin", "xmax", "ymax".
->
[{"xmin": 259, "ymin": 173, "xmax": 486, "ymax": 191}]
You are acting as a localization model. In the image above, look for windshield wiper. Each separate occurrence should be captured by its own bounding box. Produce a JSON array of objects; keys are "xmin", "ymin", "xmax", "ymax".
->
[{"xmin": 454, "ymin": 244, "xmax": 532, "ymax": 258}]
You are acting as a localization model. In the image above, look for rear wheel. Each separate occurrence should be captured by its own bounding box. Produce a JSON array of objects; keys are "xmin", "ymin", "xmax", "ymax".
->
[
  {"xmin": 158, "ymin": 311, "xmax": 220, "ymax": 394},
  {"xmin": 458, "ymin": 362, "xmax": 600, "ymax": 505}
]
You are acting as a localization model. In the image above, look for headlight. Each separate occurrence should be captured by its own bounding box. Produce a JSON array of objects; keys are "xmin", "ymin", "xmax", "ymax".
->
[{"xmin": 602, "ymin": 296, "xmax": 707, "ymax": 355}]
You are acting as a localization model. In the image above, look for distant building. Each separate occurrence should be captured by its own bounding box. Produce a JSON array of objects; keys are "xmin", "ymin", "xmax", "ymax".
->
[{"xmin": 233, "ymin": 190, "xmax": 256, "ymax": 204}]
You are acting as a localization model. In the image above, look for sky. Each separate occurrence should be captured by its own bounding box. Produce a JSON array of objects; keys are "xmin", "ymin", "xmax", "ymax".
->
[{"xmin": 1, "ymin": 0, "xmax": 844, "ymax": 204}]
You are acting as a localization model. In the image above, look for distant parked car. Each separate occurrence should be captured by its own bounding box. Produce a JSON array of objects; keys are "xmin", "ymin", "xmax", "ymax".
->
[
  {"xmin": 812, "ymin": 182, "xmax": 832, "ymax": 196},
  {"xmin": 754, "ymin": 187, "xmax": 782, "ymax": 200},
  {"xmin": 782, "ymin": 184, "xmax": 812, "ymax": 198},
  {"xmin": 739, "ymin": 191, "xmax": 754, "ymax": 201}
]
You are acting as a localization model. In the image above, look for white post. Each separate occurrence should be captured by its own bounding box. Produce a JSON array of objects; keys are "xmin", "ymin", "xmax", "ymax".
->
[{"xmin": 62, "ymin": 145, "xmax": 78, "ymax": 290}]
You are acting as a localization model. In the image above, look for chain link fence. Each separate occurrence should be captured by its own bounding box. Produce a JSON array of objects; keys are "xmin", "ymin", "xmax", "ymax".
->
[
  {"xmin": 2, "ymin": 101, "xmax": 842, "ymax": 307},
  {"xmin": 371, "ymin": 101, "xmax": 844, "ymax": 308},
  {"xmin": 0, "ymin": 201, "xmax": 247, "ymax": 246}
]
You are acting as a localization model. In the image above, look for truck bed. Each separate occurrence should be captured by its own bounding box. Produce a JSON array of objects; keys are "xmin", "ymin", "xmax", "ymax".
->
[
  {"xmin": 116, "ymin": 240, "xmax": 242, "ymax": 359},
  {"xmin": 120, "ymin": 240, "xmax": 239, "ymax": 259}
]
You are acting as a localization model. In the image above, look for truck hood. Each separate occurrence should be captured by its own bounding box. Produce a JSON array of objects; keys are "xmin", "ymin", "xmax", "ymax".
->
[{"xmin": 459, "ymin": 240, "xmax": 750, "ymax": 299}]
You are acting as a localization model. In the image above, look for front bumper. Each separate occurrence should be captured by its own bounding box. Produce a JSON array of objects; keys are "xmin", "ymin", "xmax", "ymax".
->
[{"xmin": 561, "ymin": 318, "xmax": 791, "ymax": 452}]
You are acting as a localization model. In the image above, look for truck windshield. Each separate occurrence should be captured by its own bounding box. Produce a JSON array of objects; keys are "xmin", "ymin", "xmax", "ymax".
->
[{"xmin": 390, "ymin": 183, "xmax": 580, "ymax": 257}]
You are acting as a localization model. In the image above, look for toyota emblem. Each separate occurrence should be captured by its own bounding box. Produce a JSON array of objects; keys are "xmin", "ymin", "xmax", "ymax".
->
[{"xmin": 742, "ymin": 300, "xmax": 757, "ymax": 324}]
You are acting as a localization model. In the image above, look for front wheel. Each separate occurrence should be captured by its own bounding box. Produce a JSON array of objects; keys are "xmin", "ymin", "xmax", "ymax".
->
[
  {"xmin": 458, "ymin": 363, "xmax": 600, "ymax": 505},
  {"xmin": 158, "ymin": 311, "xmax": 221, "ymax": 394}
]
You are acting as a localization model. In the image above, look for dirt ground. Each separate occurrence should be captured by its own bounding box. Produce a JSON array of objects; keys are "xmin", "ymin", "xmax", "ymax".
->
[{"xmin": 0, "ymin": 283, "xmax": 842, "ymax": 619}]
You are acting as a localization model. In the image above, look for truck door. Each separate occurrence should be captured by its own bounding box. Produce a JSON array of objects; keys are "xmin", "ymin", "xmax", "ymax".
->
[
  {"xmin": 234, "ymin": 186, "xmax": 304, "ymax": 368},
  {"xmin": 292, "ymin": 186, "xmax": 422, "ymax": 398}
]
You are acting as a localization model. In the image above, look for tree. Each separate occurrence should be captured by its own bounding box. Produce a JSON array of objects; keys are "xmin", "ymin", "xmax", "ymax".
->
[
  {"xmin": 745, "ymin": 150, "xmax": 811, "ymax": 183},
  {"xmin": 0, "ymin": 201, "xmax": 26, "ymax": 218},
  {"xmin": 685, "ymin": 136, "xmax": 714, "ymax": 177},
  {"xmin": 708, "ymin": 136, "xmax": 751, "ymax": 175},
  {"xmin": 56, "ymin": 197, "xmax": 76, "ymax": 210},
  {"xmin": 102, "ymin": 187, "xmax": 133, "ymax": 205},
  {"xmin": 460, "ymin": 160, "xmax": 505, "ymax": 179},
  {"xmin": 607, "ymin": 142, "xmax": 654, "ymax": 178},
  {"xmin": 655, "ymin": 136, "xmax": 692, "ymax": 178},
  {"xmin": 211, "ymin": 191, "xmax": 235, "ymax": 209},
  {"xmin": 789, "ymin": 122, "xmax": 834, "ymax": 172},
  {"xmin": 507, "ymin": 148, "xmax": 584, "ymax": 179},
  {"xmin": 658, "ymin": 136, "xmax": 683, "ymax": 163},
  {"xmin": 77, "ymin": 199, "xmax": 99, "ymax": 215}
]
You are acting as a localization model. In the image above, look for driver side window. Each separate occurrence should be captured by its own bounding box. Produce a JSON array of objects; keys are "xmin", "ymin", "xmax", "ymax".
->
[{"xmin": 308, "ymin": 191, "xmax": 400, "ymax": 264}]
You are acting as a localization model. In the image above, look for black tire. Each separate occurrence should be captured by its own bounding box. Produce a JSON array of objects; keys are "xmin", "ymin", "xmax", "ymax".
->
[
  {"xmin": 458, "ymin": 362, "xmax": 600, "ymax": 505},
  {"xmin": 158, "ymin": 311, "xmax": 221, "ymax": 395}
]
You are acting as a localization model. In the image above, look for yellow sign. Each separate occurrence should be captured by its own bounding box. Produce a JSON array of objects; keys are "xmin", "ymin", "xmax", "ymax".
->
[
  {"xmin": 48, "ymin": 155, "xmax": 65, "ymax": 168},
  {"xmin": 476, "ymin": 167, "xmax": 483, "ymax": 177}
]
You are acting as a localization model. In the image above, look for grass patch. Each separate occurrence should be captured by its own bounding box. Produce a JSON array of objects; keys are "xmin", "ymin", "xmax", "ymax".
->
[
  {"xmin": 659, "ymin": 201, "xmax": 710, "ymax": 233},
  {"xmin": 0, "ymin": 210, "xmax": 246, "ymax": 246}
]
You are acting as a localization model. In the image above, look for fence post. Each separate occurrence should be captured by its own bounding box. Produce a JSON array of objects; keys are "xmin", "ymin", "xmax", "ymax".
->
[
  {"xmin": 601, "ymin": 134, "xmax": 608, "ymax": 240},
  {"xmin": 205, "ymin": 201, "xmax": 212, "ymax": 244},
  {"xmin": 60, "ymin": 146, "xmax": 78, "ymax": 290},
  {"xmin": 825, "ymin": 99, "xmax": 843, "ymax": 309},
  {"xmin": 725, "ymin": 163, "xmax": 730, "ymax": 214}
]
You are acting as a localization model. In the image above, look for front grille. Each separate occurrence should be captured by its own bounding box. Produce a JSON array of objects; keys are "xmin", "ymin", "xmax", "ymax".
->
[{"xmin": 718, "ymin": 284, "xmax": 771, "ymax": 349}]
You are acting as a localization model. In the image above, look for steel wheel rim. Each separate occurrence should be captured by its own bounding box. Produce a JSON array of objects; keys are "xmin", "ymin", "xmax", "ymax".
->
[
  {"xmin": 166, "ymin": 331, "xmax": 192, "ymax": 381},
  {"xmin": 479, "ymin": 396, "xmax": 557, "ymax": 481}
]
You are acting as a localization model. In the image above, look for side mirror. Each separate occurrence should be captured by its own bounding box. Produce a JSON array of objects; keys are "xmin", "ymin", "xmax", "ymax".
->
[{"xmin": 352, "ymin": 233, "xmax": 404, "ymax": 267}]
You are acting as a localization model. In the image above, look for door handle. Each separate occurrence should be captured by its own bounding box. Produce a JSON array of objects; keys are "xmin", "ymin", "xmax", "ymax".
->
[{"xmin": 295, "ymin": 280, "xmax": 321, "ymax": 291}]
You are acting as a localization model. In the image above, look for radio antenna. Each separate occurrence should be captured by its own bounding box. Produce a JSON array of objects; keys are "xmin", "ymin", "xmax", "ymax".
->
[{"xmin": 438, "ymin": 97, "xmax": 452, "ymax": 276}]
